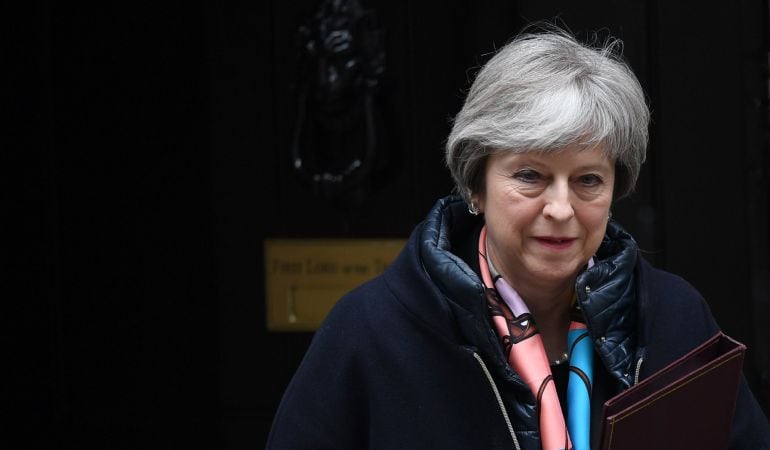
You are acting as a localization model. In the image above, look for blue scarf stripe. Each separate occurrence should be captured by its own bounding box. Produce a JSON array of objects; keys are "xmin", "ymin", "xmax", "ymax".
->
[{"xmin": 567, "ymin": 328, "xmax": 594, "ymax": 450}]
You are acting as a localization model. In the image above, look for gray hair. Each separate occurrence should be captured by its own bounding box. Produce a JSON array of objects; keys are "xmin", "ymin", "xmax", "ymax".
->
[{"xmin": 445, "ymin": 25, "xmax": 650, "ymax": 202}]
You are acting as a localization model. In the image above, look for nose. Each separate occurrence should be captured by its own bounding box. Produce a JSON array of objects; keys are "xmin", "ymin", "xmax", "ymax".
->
[{"xmin": 542, "ymin": 181, "xmax": 574, "ymax": 221}]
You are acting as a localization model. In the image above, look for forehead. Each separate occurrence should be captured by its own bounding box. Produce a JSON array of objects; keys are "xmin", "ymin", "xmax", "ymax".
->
[{"xmin": 490, "ymin": 145, "xmax": 614, "ymax": 169}]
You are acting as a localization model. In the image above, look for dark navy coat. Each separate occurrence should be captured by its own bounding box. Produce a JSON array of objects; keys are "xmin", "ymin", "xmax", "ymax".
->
[{"xmin": 267, "ymin": 196, "xmax": 770, "ymax": 449}]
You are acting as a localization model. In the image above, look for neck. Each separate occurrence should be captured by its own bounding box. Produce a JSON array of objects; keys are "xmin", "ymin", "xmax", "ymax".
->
[
  {"xmin": 511, "ymin": 277, "xmax": 574, "ymax": 322},
  {"xmin": 514, "ymin": 280, "xmax": 574, "ymax": 363}
]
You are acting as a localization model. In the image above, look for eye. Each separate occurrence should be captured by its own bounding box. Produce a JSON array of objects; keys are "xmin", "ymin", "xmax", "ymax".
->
[
  {"xmin": 578, "ymin": 174, "xmax": 603, "ymax": 187},
  {"xmin": 513, "ymin": 169, "xmax": 542, "ymax": 183}
]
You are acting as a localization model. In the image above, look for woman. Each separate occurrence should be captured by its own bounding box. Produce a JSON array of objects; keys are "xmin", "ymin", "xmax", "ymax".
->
[{"xmin": 266, "ymin": 24, "xmax": 770, "ymax": 449}]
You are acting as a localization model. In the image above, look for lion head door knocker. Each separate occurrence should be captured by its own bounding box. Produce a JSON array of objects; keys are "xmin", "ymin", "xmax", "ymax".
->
[{"xmin": 291, "ymin": 0, "xmax": 386, "ymax": 204}]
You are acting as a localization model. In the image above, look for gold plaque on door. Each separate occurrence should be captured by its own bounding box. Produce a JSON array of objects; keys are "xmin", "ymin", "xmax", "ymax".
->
[{"xmin": 264, "ymin": 238, "xmax": 406, "ymax": 331}]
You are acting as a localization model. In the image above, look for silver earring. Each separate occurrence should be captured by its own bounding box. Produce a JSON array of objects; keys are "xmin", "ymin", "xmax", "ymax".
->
[
  {"xmin": 468, "ymin": 202, "xmax": 479, "ymax": 216},
  {"xmin": 608, "ymin": 210, "xmax": 613, "ymax": 219}
]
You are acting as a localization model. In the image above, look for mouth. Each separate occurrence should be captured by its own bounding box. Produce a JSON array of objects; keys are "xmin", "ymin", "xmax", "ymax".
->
[{"xmin": 534, "ymin": 237, "xmax": 576, "ymax": 249}]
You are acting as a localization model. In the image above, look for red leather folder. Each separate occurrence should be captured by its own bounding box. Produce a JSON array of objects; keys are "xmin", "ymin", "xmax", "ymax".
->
[{"xmin": 599, "ymin": 331, "xmax": 746, "ymax": 450}]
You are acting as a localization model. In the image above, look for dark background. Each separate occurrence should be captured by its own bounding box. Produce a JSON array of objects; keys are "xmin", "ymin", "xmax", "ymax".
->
[{"xmin": 5, "ymin": 0, "xmax": 769, "ymax": 449}]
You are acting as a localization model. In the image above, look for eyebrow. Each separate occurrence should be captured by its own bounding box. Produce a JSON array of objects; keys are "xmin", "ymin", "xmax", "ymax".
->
[
  {"xmin": 573, "ymin": 163, "xmax": 613, "ymax": 172},
  {"xmin": 501, "ymin": 154, "xmax": 613, "ymax": 172}
]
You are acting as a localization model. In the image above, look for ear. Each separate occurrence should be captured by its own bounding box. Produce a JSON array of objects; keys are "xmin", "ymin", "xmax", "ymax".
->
[{"xmin": 472, "ymin": 194, "xmax": 484, "ymax": 215}]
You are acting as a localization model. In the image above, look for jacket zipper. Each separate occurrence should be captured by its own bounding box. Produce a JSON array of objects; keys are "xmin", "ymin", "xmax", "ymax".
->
[
  {"xmin": 473, "ymin": 352, "xmax": 522, "ymax": 450},
  {"xmin": 633, "ymin": 356, "xmax": 644, "ymax": 385}
]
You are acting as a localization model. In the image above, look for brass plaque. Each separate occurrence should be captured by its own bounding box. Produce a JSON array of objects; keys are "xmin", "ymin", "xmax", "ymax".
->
[{"xmin": 264, "ymin": 238, "xmax": 406, "ymax": 331}]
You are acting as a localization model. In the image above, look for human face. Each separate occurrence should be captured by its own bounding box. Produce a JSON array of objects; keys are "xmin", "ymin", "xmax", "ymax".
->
[{"xmin": 476, "ymin": 145, "xmax": 615, "ymax": 294}]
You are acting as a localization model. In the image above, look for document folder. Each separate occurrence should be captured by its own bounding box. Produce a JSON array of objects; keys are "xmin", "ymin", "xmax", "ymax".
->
[{"xmin": 599, "ymin": 331, "xmax": 746, "ymax": 450}]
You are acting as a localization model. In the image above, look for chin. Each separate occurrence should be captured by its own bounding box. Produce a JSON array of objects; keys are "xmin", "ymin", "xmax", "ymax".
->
[{"xmin": 533, "ymin": 264, "xmax": 582, "ymax": 283}]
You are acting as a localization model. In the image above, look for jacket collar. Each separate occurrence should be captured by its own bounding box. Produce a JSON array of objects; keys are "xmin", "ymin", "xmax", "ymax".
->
[
  {"xmin": 418, "ymin": 196, "xmax": 514, "ymax": 376},
  {"xmin": 576, "ymin": 220, "xmax": 640, "ymax": 387}
]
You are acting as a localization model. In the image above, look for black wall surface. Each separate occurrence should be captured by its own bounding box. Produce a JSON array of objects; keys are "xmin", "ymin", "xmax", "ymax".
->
[{"xmin": 6, "ymin": 1, "xmax": 769, "ymax": 449}]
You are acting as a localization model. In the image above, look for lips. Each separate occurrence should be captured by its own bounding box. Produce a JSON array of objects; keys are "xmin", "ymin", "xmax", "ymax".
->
[{"xmin": 534, "ymin": 236, "xmax": 576, "ymax": 250}]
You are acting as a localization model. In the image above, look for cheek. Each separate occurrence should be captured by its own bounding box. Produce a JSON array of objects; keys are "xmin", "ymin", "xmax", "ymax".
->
[{"xmin": 580, "ymin": 206, "xmax": 611, "ymax": 244}]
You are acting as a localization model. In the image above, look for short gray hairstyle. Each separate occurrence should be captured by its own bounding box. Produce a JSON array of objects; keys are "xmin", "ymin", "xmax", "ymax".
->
[{"xmin": 445, "ymin": 25, "xmax": 650, "ymax": 202}]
